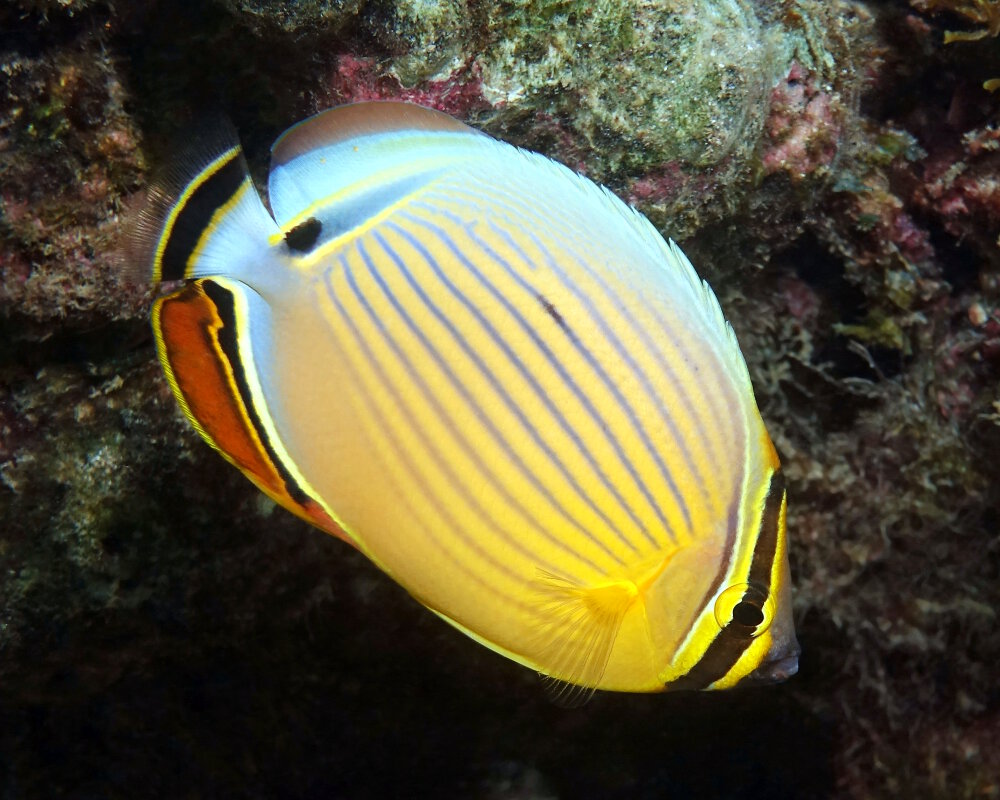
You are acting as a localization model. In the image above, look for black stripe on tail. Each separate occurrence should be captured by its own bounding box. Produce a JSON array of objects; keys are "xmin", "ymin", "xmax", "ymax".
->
[
  {"xmin": 155, "ymin": 148, "xmax": 248, "ymax": 282},
  {"xmin": 120, "ymin": 121, "xmax": 250, "ymax": 285}
]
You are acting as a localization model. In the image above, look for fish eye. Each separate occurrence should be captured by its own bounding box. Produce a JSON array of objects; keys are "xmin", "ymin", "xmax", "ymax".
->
[{"xmin": 713, "ymin": 583, "xmax": 774, "ymax": 637}]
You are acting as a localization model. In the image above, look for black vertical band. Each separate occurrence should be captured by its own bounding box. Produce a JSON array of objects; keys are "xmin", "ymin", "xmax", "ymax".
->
[
  {"xmin": 200, "ymin": 279, "xmax": 311, "ymax": 506},
  {"xmin": 665, "ymin": 469, "xmax": 785, "ymax": 691},
  {"xmin": 158, "ymin": 149, "xmax": 248, "ymax": 282}
]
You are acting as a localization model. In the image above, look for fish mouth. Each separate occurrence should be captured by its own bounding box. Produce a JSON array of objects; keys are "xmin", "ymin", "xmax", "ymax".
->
[{"xmin": 746, "ymin": 649, "xmax": 800, "ymax": 684}]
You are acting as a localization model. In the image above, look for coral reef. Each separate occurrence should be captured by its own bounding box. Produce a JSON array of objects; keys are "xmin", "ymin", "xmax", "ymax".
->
[
  {"xmin": 1, "ymin": 0, "xmax": 998, "ymax": 798},
  {"xmin": 911, "ymin": 0, "xmax": 1000, "ymax": 42},
  {"xmin": 363, "ymin": 0, "xmax": 469, "ymax": 85},
  {"xmin": 0, "ymin": 31, "xmax": 148, "ymax": 329},
  {"xmin": 476, "ymin": 0, "xmax": 776, "ymax": 173},
  {"xmin": 5, "ymin": 0, "xmax": 99, "ymax": 16},
  {"xmin": 218, "ymin": 0, "xmax": 365, "ymax": 35}
]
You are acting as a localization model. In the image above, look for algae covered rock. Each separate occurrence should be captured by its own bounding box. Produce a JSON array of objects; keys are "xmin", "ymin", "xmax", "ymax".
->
[
  {"xmin": 0, "ymin": 31, "xmax": 147, "ymax": 328},
  {"xmin": 219, "ymin": 0, "xmax": 365, "ymax": 35},
  {"xmin": 364, "ymin": 0, "xmax": 469, "ymax": 85},
  {"xmin": 478, "ymin": 0, "xmax": 778, "ymax": 174}
]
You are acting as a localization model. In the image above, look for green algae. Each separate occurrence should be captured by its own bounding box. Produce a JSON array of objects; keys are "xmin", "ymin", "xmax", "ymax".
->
[
  {"xmin": 366, "ymin": 0, "xmax": 469, "ymax": 85},
  {"xmin": 476, "ymin": 0, "xmax": 781, "ymax": 176},
  {"xmin": 834, "ymin": 312, "xmax": 910, "ymax": 353}
]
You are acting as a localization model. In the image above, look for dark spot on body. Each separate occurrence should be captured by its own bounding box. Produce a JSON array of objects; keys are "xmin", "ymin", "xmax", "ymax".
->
[
  {"xmin": 284, "ymin": 217, "xmax": 322, "ymax": 253},
  {"xmin": 537, "ymin": 293, "xmax": 566, "ymax": 330}
]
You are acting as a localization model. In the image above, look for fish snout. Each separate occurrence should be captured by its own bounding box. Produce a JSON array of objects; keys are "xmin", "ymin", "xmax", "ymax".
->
[{"xmin": 747, "ymin": 643, "xmax": 800, "ymax": 684}]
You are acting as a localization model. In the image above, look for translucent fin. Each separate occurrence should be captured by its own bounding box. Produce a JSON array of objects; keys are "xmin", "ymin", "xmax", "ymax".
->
[
  {"xmin": 531, "ymin": 571, "xmax": 640, "ymax": 703},
  {"xmin": 121, "ymin": 121, "xmax": 278, "ymax": 285},
  {"xmin": 661, "ymin": 237, "xmax": 753, "ymax": 390},
  {"xmin": 540, "ymin": 674, "xmax": 598, "ymax": 709}
]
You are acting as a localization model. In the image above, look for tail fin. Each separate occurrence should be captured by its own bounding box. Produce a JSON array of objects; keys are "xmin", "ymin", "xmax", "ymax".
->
[{"xmin": 122, "ymin": 124, "xmax": 278, "ymax": 284}]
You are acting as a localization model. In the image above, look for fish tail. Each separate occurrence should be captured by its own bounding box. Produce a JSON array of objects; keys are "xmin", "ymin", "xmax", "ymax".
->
[{"xmin": 121, "ymin": 123, "xmax": 277, "ymax": 285}]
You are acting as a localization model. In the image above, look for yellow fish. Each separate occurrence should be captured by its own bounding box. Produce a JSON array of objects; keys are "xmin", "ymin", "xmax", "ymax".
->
[{"xmin": 128, "ymin": 101, "xmax": 798, "ymax": 695}]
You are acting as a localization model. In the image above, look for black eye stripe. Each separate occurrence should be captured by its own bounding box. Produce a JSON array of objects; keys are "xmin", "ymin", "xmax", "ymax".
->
[
  {"xmin": 665, "ymin": 469, "xmax": 785, "ymax": 691},
  {"xmin": 747, "ymin": 470, "xmax": 784, "ymax": 589}
]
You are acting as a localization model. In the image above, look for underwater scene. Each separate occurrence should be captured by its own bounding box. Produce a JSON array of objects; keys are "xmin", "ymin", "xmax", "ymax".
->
[{"xmin": 1, "ymin": 0, "xmax": 998, "ymax": 797}]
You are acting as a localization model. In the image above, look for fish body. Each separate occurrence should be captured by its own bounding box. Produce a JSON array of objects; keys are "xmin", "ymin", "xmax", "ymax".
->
[{"xmin": 131, "ymin": 102, "xmax": 798, "ymax": 694}]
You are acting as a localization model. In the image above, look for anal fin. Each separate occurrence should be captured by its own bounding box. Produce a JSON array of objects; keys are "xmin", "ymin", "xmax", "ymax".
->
[{"xmin": 154, "ymin": 281, "xmax": 350, "ymax": 544}]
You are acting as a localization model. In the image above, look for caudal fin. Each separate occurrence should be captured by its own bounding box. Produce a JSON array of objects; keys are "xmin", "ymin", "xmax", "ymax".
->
[{"xmin": 122, "ymin": 124, "xmax": 278, "ymax": 284}]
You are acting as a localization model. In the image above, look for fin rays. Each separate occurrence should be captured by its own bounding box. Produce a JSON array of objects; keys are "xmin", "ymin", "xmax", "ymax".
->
[
  {"xmin": 122, "ymin": 122, "xmax": 278, "ymax": 287},
  {"xmin": 531, "ymin": 571, "xmax": 640, "ymax": 705}
]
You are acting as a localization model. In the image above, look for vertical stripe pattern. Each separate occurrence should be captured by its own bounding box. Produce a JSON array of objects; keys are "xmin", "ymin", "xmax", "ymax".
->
[
  {"xmin": 255, "ymin": 144, "xmax": 772, "ymax": 688},
  {"xmin": 148, "ymin": 103, "xmax": 795, "ymax": 692}
]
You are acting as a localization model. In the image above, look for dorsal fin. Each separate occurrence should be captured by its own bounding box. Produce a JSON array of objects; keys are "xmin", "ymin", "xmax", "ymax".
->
[{"xmin": 270, "ymin": 101, "xmax": 476, "ymax": 169}]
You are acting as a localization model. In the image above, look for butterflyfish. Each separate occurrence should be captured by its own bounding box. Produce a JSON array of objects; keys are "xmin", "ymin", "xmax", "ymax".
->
[{"xmin": 128, "ymin": 101, "xmax": 799, "ymax": 695}]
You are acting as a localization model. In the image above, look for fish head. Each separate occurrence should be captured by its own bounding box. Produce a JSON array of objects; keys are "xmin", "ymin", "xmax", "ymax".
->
[
  {"xmin": 722, "ymin": 502, "xmax": 799, "ymax": 688},
  {"xmin": 651, "ymin": 464, "xmax": 799, "ymax": 692},
  {"xmin": 743, "ymin": 554, "xmax": 799, "ymax": 685}
]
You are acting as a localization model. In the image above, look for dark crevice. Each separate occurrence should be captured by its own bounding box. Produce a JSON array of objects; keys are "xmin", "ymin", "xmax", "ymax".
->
[
  {"xmin": 0, "ymin": 316, "xmax": 151, "ymax": 370},
  {"xmin": 789, "ymin": 235, "xmax": 868, "ymax": 326},
  {"xmin": 926, "ymin": 221, "xmax": 983, "ymax": 294},
  {"xmin": 813, "ymin": 336, "xmax": 905, "ymax": 381}
]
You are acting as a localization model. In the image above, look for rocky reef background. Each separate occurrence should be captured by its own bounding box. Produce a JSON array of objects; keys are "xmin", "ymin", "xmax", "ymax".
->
[{"xmin": 1, "ymin": 0, "xmax": 998, "ymax": 797}]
